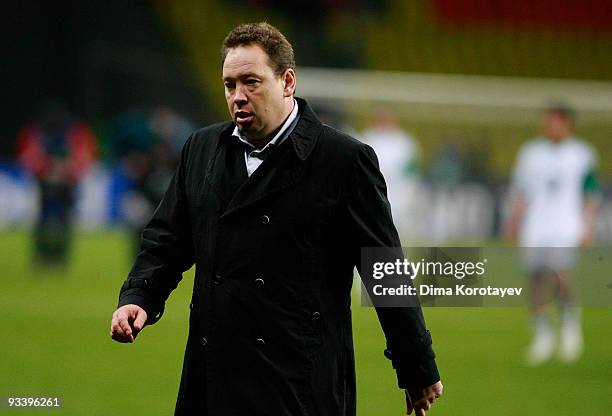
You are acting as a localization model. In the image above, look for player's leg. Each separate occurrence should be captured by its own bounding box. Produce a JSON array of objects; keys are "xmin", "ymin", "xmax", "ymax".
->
[
  {"xmin": 556, "ymin": 269, "xmax": 583, "ymax": 363},
  {"xmin": 526, "ymin": 268, "xmax": 555, "ymax": 366}
]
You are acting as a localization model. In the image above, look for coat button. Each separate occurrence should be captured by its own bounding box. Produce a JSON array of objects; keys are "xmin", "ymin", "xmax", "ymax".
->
[
  {"xmin": 259, "ymin": 215, "xmax": 270, "ymax": 225},
  {"xmin": 312, "ymin": 311, "xmax": 321, "ymax": 321},
  {"xmin": 189, "ymin": 302, "xmax": 194, "ymax": 310},
  {"xmin": 254, "ymin": 277, "xmax": 265, "ymax": 287},
  {"xmin": 213, "ymin": 274, "xmax": 222, "ymax": 286},
  {"xmin": 201, "ymin": 337, "xmax": 208, "ymax": 347},
  {"xmin": 255, "ymin": 338, "xmax": 266, "ymax": 348},
  {"xmin": 384, "ymin": 348, "xmax": 393, "ymax": 360}
]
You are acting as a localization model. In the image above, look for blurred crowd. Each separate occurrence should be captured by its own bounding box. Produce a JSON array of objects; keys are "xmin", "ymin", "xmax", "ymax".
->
[
  {"xmin": 2, "ymin": 99, "xmax": 610, "ymax": 267},
  {"xmin": 6, "ymin": 99, "xmax": 193, "ymax": 265}
]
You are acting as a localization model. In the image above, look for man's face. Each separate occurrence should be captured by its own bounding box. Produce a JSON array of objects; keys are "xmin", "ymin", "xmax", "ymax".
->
[
  {"xmin": 223, "ymin": 44, "xmax": 292, "ymax": 141},
  {"xmin": 542, "ymin": 111, "xmax": 571, "ymax": 143}
]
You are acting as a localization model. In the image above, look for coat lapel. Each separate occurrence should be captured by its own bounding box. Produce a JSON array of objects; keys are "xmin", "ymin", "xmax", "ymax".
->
[
  {"xmin": 204, "ymin": 126, "xmax": 249, "ymax": 210},
  {"xmin": 220, "ymin": 98, "xmax": 323, "ymax": 219}
]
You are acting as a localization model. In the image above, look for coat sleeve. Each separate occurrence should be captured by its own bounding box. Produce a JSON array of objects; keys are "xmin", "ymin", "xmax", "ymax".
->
[
  {"xmin": 117, "ymin": 136, "xmax": 195, "ymax": 324},
  {"xmin": 345, "ymin": 143, "xmax": 440, "ymax": 391}
]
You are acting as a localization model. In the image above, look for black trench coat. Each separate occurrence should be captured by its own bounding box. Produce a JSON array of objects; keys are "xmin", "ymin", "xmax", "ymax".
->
[{"xmin": 118, "ymin": 98, "xmax": 439, "ymax": 416}]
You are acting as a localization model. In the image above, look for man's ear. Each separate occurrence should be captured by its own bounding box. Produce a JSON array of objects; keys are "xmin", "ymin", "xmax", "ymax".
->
[{"xmin": 283, "ymin": 69, "xmax": 297, "ymax": 97}]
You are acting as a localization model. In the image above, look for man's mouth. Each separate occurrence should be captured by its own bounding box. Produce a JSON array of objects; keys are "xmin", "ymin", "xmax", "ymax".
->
[{"xmin": 235, "ymin": 110, "xmax": 254, "ymax": 125}]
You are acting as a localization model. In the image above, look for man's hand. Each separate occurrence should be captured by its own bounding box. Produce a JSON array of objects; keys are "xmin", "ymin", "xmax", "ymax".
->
[
  {"xmin": 110, "ymin": 304, "xmax": 148, "ymax": 343},
  {"xmin": 580, "ymin": 229, "xmax": 594, "ymax": 248},
  {"xmin": 504, "ymin": 196, "xmax": 526, "ymax": 245},
  {"xmin": 405, "ymin": 381, "xmax": 443, "ymax": 415},
  {"xmin": 580, "ymin": 197, "xmax": 598, "ymax": 248}
]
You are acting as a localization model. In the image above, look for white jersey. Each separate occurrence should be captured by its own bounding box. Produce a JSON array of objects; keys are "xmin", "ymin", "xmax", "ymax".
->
[
  {"xmin": 511, "ymin": 137, "xmax": 597, "ymax": 247},
  {"xmin": 362, "ymin": 127, "xmax": 417, "ymax": 187},
  {"xmin": 362, "ymin": 127, "xmax": 418, "ymax": 235}
]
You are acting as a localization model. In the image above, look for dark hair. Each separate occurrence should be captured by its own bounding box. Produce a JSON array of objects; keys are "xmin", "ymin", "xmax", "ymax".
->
[
  {"xmin": 221, "ymin": 22, "xmax": 295, "ymax": 77},
  {"xmin": 545, "ymin": 102, "xmax": 575, "ymax": 124}
]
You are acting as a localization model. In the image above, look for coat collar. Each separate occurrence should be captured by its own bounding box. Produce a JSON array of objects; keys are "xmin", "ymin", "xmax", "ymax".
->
[
  {"xmin": 290, "ymin": 97, "xmax": 323, "ymax": 161},
  {"xmin": 205, "ymin": 97, "xmax": 323, "ymax": 218}
]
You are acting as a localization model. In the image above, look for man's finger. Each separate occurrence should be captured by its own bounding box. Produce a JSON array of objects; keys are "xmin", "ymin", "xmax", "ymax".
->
[
  {"xmin": 132, "ymin": 309, "xmax": 147, "ymax": 332},
  {"xmin": 119, "ymin": 318, "xmax": 132, "ymax": 336},
  {"xmin": 110, "ymin": 322, "xmax": 130, "ymax": 343},
  {"xmin": 405, "ymin": 390, "xmax": 414, "ymax": 415},
  {"xmin": 110, "ymin": 321, "xmax": 124, "ymax": 337},
  {"xmin": 117, "ymin": 316, "xmax": 134, "ymax": 342},
  {"xmin": 419, "ymin": 400, "xmax": 431, "ymax": 411}
]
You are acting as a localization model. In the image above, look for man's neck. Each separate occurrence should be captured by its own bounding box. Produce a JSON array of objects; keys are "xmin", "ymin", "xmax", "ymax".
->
[
  {"xmin": 548, "ymin": 135, "xmax": 570, "ymax": 145},
  {"xmin": 248, "ymin": 125, "xmax": 282, "ymax": 149}
]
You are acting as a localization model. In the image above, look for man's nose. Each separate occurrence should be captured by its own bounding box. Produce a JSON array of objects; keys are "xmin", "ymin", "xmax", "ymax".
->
[{"xmin": 234, "ymin": 87, "xmax": 248, "ymax": 104}]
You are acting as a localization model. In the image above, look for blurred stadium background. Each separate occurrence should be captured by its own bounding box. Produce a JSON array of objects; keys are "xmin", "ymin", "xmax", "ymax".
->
[{"xmin": 1, "ymin": 1, "xmax": 611, "ymax": 415}]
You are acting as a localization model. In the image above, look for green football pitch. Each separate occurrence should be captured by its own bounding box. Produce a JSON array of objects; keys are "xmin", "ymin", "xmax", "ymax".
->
[{"xmin": 1, "ymin": 231, "xmax": 611, "ymax": 415}]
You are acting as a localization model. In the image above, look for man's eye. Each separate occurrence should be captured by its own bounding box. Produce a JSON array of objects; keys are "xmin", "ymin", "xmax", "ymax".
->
[
  {"xmin": 246, "ymin": 79, "xmax": 259, "ymax": 85},
  {"xmin": 224, "ymin": 82, "xmax": 235, "ymax": 89}
]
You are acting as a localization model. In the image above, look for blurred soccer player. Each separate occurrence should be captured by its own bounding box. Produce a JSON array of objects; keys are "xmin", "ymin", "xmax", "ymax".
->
[
  {"xmin": 16, "ymin": 100, "xmax": 97, "ymax": 267},
  {"xmin": 362, "ymin": 109, "xmax": 419, "ymax": 239},
  {"xmin": 505, "ymin": 104, "xmax": 600, "ymax": 365}
]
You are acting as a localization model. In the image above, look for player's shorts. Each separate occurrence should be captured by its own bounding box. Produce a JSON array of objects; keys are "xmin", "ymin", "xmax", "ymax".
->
[{"xmin": 521, "ymin": 247, "xmax": 579, "ymax": 275}]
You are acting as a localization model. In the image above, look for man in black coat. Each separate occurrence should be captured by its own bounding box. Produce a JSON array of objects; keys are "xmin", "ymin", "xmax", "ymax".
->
[{"xmin": 110, "ymin": 22, "xmax": 443, "ymax": 416}]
